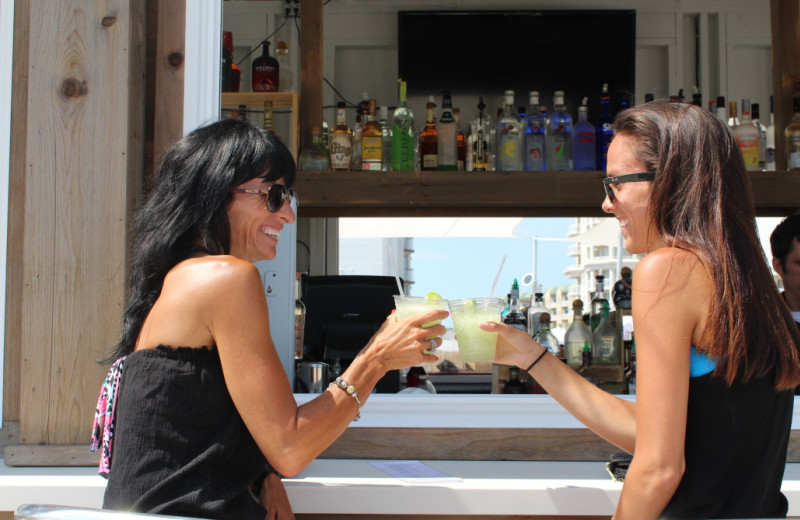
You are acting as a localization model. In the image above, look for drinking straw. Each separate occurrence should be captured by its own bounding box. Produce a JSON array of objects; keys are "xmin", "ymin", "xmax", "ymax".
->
[
  {"xmin": 488, "ymin": 253, "xmax": 509, "ymax": 298},
  {"xmin": 386, "ymin": 245, "xmax": 406, "ymax": 297}
]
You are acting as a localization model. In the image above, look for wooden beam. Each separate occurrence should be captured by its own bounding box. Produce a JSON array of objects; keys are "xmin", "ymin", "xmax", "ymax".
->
[
  {"xmin": 771, "ymin": 0, "xmax": 800, "ymax": 170},
  {"xmin": 152, "ymin": 0, "xmax": 186, "ymax": 171},
  {"xmin": 299, "ymin": 0, "xmax": 323, "ymax": 151}
]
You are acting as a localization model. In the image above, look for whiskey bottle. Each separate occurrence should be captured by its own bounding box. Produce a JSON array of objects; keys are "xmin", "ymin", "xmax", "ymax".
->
[
  {"xmin": 420, "ymin": 96, "xmax": 438, "ymax": 171},
  {"xmin": 360, "ymin": 99, "xmax": 383, "ymax": 171},
  {"xmin": 564, "ymin": 299, "xmax": 592, "ymax": 367},
  {"xmin": 785, "ymin": 96, "xmax": 800, "ymax": 170},
  {"xmin": 391, "ymin": 79, "xmax": 415, "ymax": 171},
  {"xmin": 733, "ymin": 98, "xmax": 760, "ymax": 171},
  {"xmin": 298, "ymin": 127, "xmax": 331, "ymax": 171},
  {"xmin": 252, "ymin": 40, "xmax": 279, "ymax": 92},
  {"xmin": 469, "ymin": 97, "xmax": 490, "ymax": 171},
  {"xmin": 437, "ymin": 91, "xmax": 458, "ymax": 171},
  {"xmin": 592, "ymin": 300, "xmax": 621, "ymax": 366},
  {"xmin": 329, "ymin": 101, "xmax": 353, "ymax": 171},
  {"xmin": 524, "ymin": 91, "xmax": 546, "ymax": 171},
  {"xmin": 573, "ymin": 99, "xmax": 596, "ymax": 171},
  {"xmin": 546, "ymin": 91, "xmax": 573, "ymax": 171},
  {"xmin": 752, "ymin": 103, "xmax": 768, "ymax": 171},
  {"xmin": 454, "ymin": 107, "xmax": 466, "ymax": 171},
  {"xmin": 596, "ymin": 84, "xmax": 614, "ymax": 171},
  {"xmin": 496, "ymin": 90, "xmax": 524, "ymax": 171}
]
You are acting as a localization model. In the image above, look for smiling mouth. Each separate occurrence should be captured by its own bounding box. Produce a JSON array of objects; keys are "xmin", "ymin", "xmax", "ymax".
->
[{"xmin": 261, "ymin": 227, "xmax": 281, "ymax": 239}]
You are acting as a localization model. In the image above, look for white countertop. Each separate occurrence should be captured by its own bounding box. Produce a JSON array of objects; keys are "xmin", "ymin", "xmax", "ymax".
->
[{"xmin": 3, "ymin": 459, "xmax": 800, "ymax": 516}]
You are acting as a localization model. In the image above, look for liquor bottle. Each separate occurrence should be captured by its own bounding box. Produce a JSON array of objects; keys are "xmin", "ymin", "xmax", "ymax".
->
[
  {"xmin": 437, "ymin": 91, "xmax": 458, "ymax": 170},
  {"xmin": 645, "ymin": 93, "xmax": 655, "ymax": 103},
  {"xmin": 321, "ymin": 121, "xmax": 330, "ymax": 151},
  {"xmin": 502, "ymin": 366, "xmax": 528, "ymax": 394},
  {"xmin": 728, "ymin": 100, "xmax": 740, "ymax": 128},
  {"xmin": 420, "ymin": 96, "xmax": 438, "ymax": 171},
  {"xmin": 752, "ymin": 103, "xmax": 768, "ymax": 171},
  {"xmin": 352, "ymin": 91, "xmax": 369, "ymax": 170},
  {"xmin": 573, "ymin": 99, "xmax": 596, "ymax": 171},
  {"xmin": 581, "ymin": 341, "xmax": 592, "ymax": 369},
  {"xmin": 391, "ymin": 79, "xmax": 415, "ymax": 171},
  {"xmin": 221, "ymin": 31, "xmax": 233, "ymax": 92},
  {"xmin": 564, "ymin": 299, "xmax": 593, "ymax": 367},
  {"xmin": 524, "ymin": 91, "xmax": 546, "ymax": 171},
  {"xmin": 469, "ymin": 97, "xmax": 491, "ymax": 171},
  {"xmin": 496, "ymin": 90, "xmax": 524, "ymax": 171},
  {"xmin": 527, "ymin": 287, "xmax": 550, "ymax": 338},
  {"xmin": 262, "ymin": 100, "xmax": 274, "ymax": 132},
  {"xmin": 379, "ymin": 105, "xmax": 392, "ymax": 171},
  {"xmin": 294, "ymin": 272, "xmax": 306, "ymax": 360},
  {"xmin": 691, "ymin": 87, "xmax": 702, "ymax": 107},
  {"xmin": 360, "ymin": 99, "xmax": 383, "ymax": 171},
  {"xmin": 618, "ymin": 93, "xmax": 631, "ymax": 113},
  {"xmin": 237, "ymin": 104, "xmax": 249, "ymax": 122},
  {"xmin": 252, "ymin": 40, "xmax": 279, "ymax": 92},
  {"xmin": 596, "ymin": 84, "xmax": 614, "ymax": 171},
  {"xmin": 298, "ymin": 127, "xmax": 331, "ymax": 171},
  {"xmin": 785, "ymin": 96, "xmax": 800, "ymax": 170},
  {"xmin": 592, "ymin": 300, "xmax": 621, "ymax": 366},
  {"xmin": 533, "ymin": 313, "xmax": 561, "ymax": 358},
  {"xmin": 589, "ymin": 275, "xmax": 608, "ymax": 331},
  {"xmin": 503, "ymin": 279, "xmax": 527, "ymax": 331},
  {"xmin": 626, "ymin": 337, "xmax": 637, "ymax": 394},
  {"xmin": 766, "ymin": 96, "xmax": 776, "ymax": 170},
  {"xmin": 275, "ymin": 41, "xmax": 293, "ymax": 92},
  {"xmin": 329, "ymin": 101, "xmax": 353, "ymax": 171},
  {"xmin": 546, "ymin": 91, "xmax": 573, "ymax": 171},
  {"xmin": 455, "ymin": 108, "xmax": 466, "ymax": 171},
  {"xmin": 733, "ymin": 98, "xmax": 760, "ymax": 171},
  {"xmin": 716, "ymin": 96, "xmax": 727, "ymax": 122}
]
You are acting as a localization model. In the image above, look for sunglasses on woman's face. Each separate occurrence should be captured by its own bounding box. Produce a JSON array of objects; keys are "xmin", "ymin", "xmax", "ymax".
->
[
  {"xmin": 230, "ymin": 184, "xmax": 297, "ymax": 213},
  {"xmin": 602, "ymin": 172, "xmax": 655, "ymax": 201}
]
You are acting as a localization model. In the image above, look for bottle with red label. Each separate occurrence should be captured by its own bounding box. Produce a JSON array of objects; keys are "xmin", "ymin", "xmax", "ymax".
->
[{"xmin": 251, "ymin": 40, "xmax": 279, "ymax": 92}]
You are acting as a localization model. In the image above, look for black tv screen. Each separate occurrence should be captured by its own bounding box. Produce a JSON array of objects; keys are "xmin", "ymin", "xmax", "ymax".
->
[{"xmin": 398, "ymin": 10, "xmax": 636, "ymax": 121}]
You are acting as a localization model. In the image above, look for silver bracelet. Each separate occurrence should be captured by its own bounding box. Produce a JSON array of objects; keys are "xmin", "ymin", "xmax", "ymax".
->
[{"xmin": 329, "ymin": 376, "xmax": 362, "ymax": 421}]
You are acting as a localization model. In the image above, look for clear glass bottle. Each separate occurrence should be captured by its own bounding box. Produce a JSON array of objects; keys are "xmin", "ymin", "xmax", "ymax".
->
[
  {"xmin": 733, "ymin": 98, "xmax": 760, "ymax": 171},
  {"xmin": 360, "ymin": 99, "xmax": 383, "ymax": 171},
  {"xmin": 546, "ymin": 90, "xmax": 573, "ymax": 171},
  {"xmin": 455, "ymin": 107, "xmax": 466, "ymax": 171},
  {"xmin": 419, "ymin": 96, "xmax": 438, "ymax": 171},
  {"xmin": 589, "ymin": 275, "xmax": 608, "ymax": 332},
  {"xmin": 352, "ymin": 91, "xmax": 369, "ymax": 170},
  {"xmin": 533, "ymin": 312, "xmax": 561, "ymax": 358},
  {"xmin": 728, "ymin": 100, "xmax": 740, "ymax": 128},
  {"xmin": 251, "ymin": 40, "xmax": 279, "ymax": 92},
  {"xmin": 716, "ymin": 96, "xmax": 727, "ymax": 122},
  {"xmin": 524, "ymin": 91, "xmax": 546, "ymax": 171},
  {"xmin": 495, "ymin": 90, "xmax": 524, "ymax": 171},
  {"xmin": 379, "ymin": 105, "xmax": 392, "ymax": 171},
  {"xmin": 502, "ymin": 279, "xmax": 527, "ymax": 331},
  {"xmin": 592, "ymin": 300, "xmax": 621, "ymax": 366},
  {"xmin": 785, "ymin": 96, "xmax": 800, "ymax": 170},
  {"xmin": 294, "ymin": 272, "xmax": 306, "ymax": 360},
  {"xmin": 469, "ymin": 97, "xmax": 491, "ymax": 171},
  {"xmin": 329, "ymin": 101, "xmax": 353, "ymax": 171},
  {"xmin": 595, "ymin": 84, "xmax": 614, "ymax": 171},
  {"xmin": 275, "ymin": 41, "xmax": 293, "ymax": 92},
  {"xmin": 391, "ymin": 79, "xmax": 416, "ymax": 171},
  {"xmin": 527, "ymin": 287, "xmax": 550, "ymax": 338},
  {"xmin": 752, "ymin": 103, "xmax": 768, "ymax": 171},
  {"xmin": 573, "ymin": 99, "xmax": 596, "ymax": 171},
  {"xmin": 437, "ymin": 91, "xmax": 458, "ymax": 171},
  {"xmin": 564, "ymin": 299, "xmax": 593, "ymax": 367},
  {"xmin": 502, "ymin": 366, "xmax": 528, "ymax": 394},
  {"xmin": 298, "ymin": 127, "xmax": 331, "ymax": 171},
  {"xmin": 766, "ymin": 96, "xmax": 776, "ymax": 170}
]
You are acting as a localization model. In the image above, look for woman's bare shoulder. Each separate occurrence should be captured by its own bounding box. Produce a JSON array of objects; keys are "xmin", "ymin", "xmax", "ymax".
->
[
  {"xmin": 164, "ymin": 255, "xmax": 262, "ymax": 298},
  {"xmin": 634, "ymin": 247, "xmax": 707, "ymax": 286}
]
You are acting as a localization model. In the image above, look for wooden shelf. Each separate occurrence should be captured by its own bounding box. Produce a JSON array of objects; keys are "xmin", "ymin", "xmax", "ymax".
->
[
  {"xmin": 294, "ymin": 170, "xmax": 800, "ymax": 218},
  {"xmin": 221, "ymin": 92, "xmax": 299, "ymax": 158}
]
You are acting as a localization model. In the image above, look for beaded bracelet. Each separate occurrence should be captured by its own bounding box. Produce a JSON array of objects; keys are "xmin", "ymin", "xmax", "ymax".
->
[{"xmin": 329, "ymin": 376, "xmax": 362, "ymax": 421}]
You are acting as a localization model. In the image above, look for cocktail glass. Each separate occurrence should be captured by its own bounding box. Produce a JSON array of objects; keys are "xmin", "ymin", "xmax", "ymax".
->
[
  {"xmin": 393, "ymin": 295, "xmax": 449, "ymax": 328},
  {"xmin": 448, "ymin": 298, "xmax": 505, "ymax": 362}
]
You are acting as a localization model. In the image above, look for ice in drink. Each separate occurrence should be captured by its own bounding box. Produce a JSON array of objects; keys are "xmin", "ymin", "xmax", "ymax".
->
[
  {"xmin": 448, "ymin": 298, "xmax": 505, "ymax": 362},
  {"xmin": 393, "ymin": 295, "xmax": 449, "ymax": 328}
]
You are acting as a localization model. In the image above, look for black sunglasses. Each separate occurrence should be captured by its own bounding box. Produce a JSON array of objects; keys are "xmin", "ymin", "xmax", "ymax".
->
[
  {"xmin": 602, "ymin": 172, "xmax": 655, "ymax": 201},
  {"xmin": 230, "ymin": 184, "xmax": 297, "ymax": 213}
]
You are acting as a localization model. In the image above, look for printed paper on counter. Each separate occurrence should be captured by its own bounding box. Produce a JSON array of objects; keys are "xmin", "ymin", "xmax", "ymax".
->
[{"xmin": 370, "ymin": 461, "xmax": 462, "ymax": 483}]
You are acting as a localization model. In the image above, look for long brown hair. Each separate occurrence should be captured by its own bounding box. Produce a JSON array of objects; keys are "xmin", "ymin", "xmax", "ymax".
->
[{"xmin": 614, "ymin": 100, "xmax": 800, "ymax": 390}]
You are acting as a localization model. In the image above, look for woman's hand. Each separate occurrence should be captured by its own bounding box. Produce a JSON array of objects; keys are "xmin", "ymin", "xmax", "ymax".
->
[
  {"xmin": 260, "ymin": 472, "xmax": 295, "ymax": 520},
  {"xmin": 359, "ymin": 309, "xmax": 449, "ymax": 372},
  {"xmin": 479, "ymin": 320, "xmax": 544, "ymax": 368}
]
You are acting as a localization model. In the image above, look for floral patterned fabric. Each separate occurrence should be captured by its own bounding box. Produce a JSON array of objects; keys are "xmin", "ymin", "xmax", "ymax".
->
[{"xmin": 90, "ymin": 357, "xmax": 125, "ymax": 477}]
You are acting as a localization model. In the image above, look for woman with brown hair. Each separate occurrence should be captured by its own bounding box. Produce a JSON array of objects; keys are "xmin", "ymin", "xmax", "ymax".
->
[{"xmin": 483, "ymin": 99, "xmax": 800, "ymax": 519}]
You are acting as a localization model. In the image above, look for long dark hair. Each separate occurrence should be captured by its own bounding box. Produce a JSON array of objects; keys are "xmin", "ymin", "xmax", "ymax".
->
[
  {"xmin": 614, "ymin": 100, "xmax": 800, "ymax": 390},
  {"xmin": 107, "ymin": 118, "xmax": 296, "ymax": 362}
]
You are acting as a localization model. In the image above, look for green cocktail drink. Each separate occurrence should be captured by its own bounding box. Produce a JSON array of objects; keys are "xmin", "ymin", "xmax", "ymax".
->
[
  {"xmin": 448, "ymin": 298, "xmax": 505, "ymax": 362},
  {"xmin": 393, "ymin": 295, "xmax": 449, "ymax": 328}
]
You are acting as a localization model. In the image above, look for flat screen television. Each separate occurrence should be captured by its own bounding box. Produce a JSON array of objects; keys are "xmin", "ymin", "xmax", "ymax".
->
[
  {"xmin": 302, "ymin": 275, "xmax": 402, "ymax": 393},
  {"xmin": 398, "ymin": 10, "xmax": 636, "ymax": 122}
]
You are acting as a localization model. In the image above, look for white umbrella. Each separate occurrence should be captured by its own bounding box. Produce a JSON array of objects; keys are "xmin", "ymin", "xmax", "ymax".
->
[{"xmin": 339, "ymin": 217, "xmax": 525, "ymax": 239}]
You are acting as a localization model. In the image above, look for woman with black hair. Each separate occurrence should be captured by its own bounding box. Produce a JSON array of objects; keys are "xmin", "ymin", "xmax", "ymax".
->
[
  {"xmin": 483, "ymin": 100, "xmax": 800, "ymax": 519},
  {"xmin": 92, "ymin": 118, "xmax": 447, "ymax": 519}
]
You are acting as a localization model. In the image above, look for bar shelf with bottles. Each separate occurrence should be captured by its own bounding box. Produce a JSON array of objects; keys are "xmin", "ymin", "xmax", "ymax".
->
[{"xmin": 221, "ymin": 92, "xmax": 299, "ymax": 158}]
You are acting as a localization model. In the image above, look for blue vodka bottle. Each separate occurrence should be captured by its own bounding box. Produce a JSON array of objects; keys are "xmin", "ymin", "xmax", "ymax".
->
[
  {"xmin": 595, "ymin": 84, "xmax": 614, "ymax": 171},
  {"xmin": 524, "ymin": 91, "xmax": 546, "ymax": 171}
]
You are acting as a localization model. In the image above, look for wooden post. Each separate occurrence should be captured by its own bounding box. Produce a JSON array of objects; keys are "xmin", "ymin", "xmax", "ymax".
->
[
  {"xmin": 299, "ymin": 0, "xmax": 323, "ymax": 152},
  {"xmin": 771, "ymin": 0, "xmax": 800, "ymax": 170},
  {"xmin": 152, "ymin": 0, "xmax": 186, "ymax": 173}
]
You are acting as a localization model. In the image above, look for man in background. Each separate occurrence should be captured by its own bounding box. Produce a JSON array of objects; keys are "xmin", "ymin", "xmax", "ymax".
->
[{"xmin": 770, "ymin": 215, "xmax": 800, "ymax": 327}]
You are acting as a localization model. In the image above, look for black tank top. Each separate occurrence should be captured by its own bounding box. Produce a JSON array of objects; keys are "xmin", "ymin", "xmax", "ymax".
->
[
  {"xmin": 103, "ymin": 346, "xmax": 267, "ymax": 519},
  {"xmin": 660, "ymin": 372, "xmax": 792, "ymax": 519}
]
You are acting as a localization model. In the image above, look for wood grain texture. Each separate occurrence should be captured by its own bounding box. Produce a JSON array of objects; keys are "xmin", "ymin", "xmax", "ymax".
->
[
  {"xmin": 299, "ymin": 0, "xmax": 322, "ymax": 152},
  {"xmin": 771, "ymin": 0, "xmax": 800, "ymax": 169},
  {"xmin": 152, "ymin": 0, "xmax": 185, "ymax": 168},
  {"xmin": 17, "ymin": 0, "xmax": 143, "ymax": 444}
]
